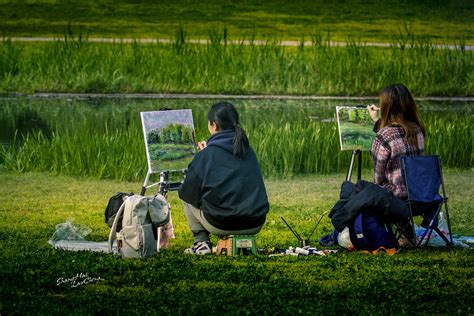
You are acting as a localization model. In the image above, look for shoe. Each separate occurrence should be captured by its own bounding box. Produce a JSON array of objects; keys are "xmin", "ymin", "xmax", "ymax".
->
[
  {"xmin": 319, "ymin": 233, "xmax": 335, "ymax": 247},
  {"xmin": 184, "ymin": 241, "xmax": 212, "ymax": 255}
]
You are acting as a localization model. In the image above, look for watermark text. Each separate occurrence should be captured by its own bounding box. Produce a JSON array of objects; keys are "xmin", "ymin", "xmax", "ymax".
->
[{"xmin": 56, "ymin": 273, "xmax": 101, "ymax": 288}]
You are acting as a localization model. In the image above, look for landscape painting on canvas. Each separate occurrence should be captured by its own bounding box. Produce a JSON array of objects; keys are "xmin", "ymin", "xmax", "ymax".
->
[
  {"xmin": 336, "ymin": 105, "xmax": 376, "ymax": 151},
  {"xmin": 141, "ymin": 110, "xmax": 196, "ymax": 173}
]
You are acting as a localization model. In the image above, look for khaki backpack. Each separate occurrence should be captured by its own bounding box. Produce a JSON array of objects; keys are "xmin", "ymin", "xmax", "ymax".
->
[{"xmin": 108, "ymin": 194, "xmax": 170, "ymax": 258}]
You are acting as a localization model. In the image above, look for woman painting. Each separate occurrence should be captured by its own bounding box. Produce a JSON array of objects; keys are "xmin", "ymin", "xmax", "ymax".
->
[
  {"xmin": 368, "ymin": 84, "xmax": 439, "ymax": 244},
  {"xmin": 368, "ymin": 83, "xmax": 425, "ymax": 199},
  {"xmin": 321, "ymin": 84, "xmax": 427, "ymax": 248},
  {"xmin": 178, "ymin": 101, "xmax": 269, "ymax": 254}
]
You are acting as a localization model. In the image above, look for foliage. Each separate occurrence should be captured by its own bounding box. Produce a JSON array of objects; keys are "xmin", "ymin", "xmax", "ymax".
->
[
  {"xmin": 147, "ymin": 123, "xmax": 193, "ymax": 145},
  {"xmin": 0, "ymin": 98, "xmax": 472, "ymax": 180},
  {"xmin": 0, "ymin": 36, "xmax": 472, "ymax": 96},
  {"xmin": 0, "ymin": 170, "xmax": 472, "ymax": 314},
  {"xmin": 148, "ymin": 143, "xmax": 194, "ymax": 161}
]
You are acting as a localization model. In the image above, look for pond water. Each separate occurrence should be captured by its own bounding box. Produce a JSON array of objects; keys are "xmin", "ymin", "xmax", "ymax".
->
[
  {"xmin": 0, "ymin": 97, "xmax": 472, "ymax": 179},
  {"xmin": 1, "ymin": 97, "xmax": 472, "ymax": 140}
]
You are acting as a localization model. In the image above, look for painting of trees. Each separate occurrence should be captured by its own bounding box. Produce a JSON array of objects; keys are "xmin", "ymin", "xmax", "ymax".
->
[
  {"xmin": 336, "ymin": 106, "xmax": 375, "ymax": 151},
  {"xmin": 141, "ymin": 110, "xmax": 196, "ymax": 172}
]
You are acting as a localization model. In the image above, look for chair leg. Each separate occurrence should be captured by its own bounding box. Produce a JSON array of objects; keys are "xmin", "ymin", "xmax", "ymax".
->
[
  {"xmin": 433, "ymin": 226, "xmax": 451, "ymax": 245},
  {"xmin": 417, "ymin": 203, "xmax": 442, "ymax": 247},
  {"xmin": 438, "ymin": 158, "xmax": 454, "ymax": 245},
  {"xmin": 443, "ymin": 200, "xmax": 454, "ymax": 245},
  {"xmin": 417, "ymin": 203, "xmax": 453, "ymax": 247},
  {"xmin": 216, "ymin": 237, "xmax": 233, "ymax": 256}
]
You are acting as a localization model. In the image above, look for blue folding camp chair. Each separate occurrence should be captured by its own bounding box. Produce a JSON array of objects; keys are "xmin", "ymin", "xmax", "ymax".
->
[{"xmin": 400, "ymin": 155, "xmax": 453, "ymax": 247}]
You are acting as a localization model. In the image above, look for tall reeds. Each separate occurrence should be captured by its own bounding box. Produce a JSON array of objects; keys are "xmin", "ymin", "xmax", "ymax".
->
[
  {"xmin": 0, "ymin": 98, "xmax": 471, "ymax": 181},
  {"xmin": 0, "ymin": 31, "xmax": 472, "ymax": 96}
]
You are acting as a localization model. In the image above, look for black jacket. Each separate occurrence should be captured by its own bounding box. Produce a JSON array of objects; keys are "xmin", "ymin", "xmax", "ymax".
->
[
  {"xmin": 329, "ymin": 180, "xmax": 409, "ymax": 232},
  {"xmin": 178, "ymin": 129, "xmax": 269, "ymax": 230}
]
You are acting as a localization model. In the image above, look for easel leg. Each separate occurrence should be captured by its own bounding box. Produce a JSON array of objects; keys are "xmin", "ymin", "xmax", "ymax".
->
[
  {"xmin": 140, "ymin": 172, "xmax": 151, "ymax": 196},
  {"xmin": 159, "ymin": 171, "xmax": 169, "ymax": 197},
  {"xmin": 357, "ymin": 149, "xmax": 362, "ymax": 181},
  {"xmin": 346, "ymin": 150, "xmax": 362, "ymax": 182}
]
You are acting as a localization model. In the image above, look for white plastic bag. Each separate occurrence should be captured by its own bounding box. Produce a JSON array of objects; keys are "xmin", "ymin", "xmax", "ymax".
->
[
  {"xmin": 50, "ymin": 221, "xmax": 92, "ymax": 242},
  {"xmin": 337, "ymin": 227, "xmax": 354, "ymax": 250},
  {"xmin": 416, "ymin": 212, "xmax": 450, "ymax": 247}
]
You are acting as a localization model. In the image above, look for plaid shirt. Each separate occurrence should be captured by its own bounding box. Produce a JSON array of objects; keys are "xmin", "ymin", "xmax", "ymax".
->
[{"xmin": 371, "ymin": 124, "xmax": 424, "ymax": 198}]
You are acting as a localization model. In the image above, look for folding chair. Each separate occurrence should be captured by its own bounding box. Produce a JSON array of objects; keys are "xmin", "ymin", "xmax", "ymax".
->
[{"xmin": 400, "ymin": 155, "xmax": 454, "ymax": 247}]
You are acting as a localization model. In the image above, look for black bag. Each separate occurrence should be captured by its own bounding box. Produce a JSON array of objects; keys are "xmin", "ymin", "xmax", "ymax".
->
[{"xmin": 104, "ymin": 192, "xmax": 133, "ymax": 231}]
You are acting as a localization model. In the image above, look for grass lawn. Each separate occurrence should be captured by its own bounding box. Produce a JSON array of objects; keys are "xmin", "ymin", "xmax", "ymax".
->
[
  {"xmin": 1, "ymin": 0, "xmax": 473, "ymax": 44},
  {"xmin": 0, "ymin": 169, "xmax": 473, "ymax": 314}
]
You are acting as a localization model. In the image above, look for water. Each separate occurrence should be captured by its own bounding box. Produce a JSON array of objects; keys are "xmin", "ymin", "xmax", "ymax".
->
[
  {"xmin": 1, "ymin": 96, "xmax": 472, "ymax": 142},
  {"xmin": 0, "ymin": 97, "xmax": 472, "ymax": 179},
  {"xmin": 0, "ymin": 97, "xmax": 334, "ymax": 138}
]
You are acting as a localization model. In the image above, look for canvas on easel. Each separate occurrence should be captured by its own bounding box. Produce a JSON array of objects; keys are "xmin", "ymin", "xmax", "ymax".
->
[
  {"xmin": 140, "ymin": 110, "xmax": 196, "ymax": 195},
  {"xmin": 336, "ymin": 105, "xmax": 376, "ymax": 152},
  {"xmin": 336, "ymin": 105, "xmax": 376, "ymax": 182},
  {"xmin": 141, "ymin": 110, "xmax": 196, "ymax": 173}
]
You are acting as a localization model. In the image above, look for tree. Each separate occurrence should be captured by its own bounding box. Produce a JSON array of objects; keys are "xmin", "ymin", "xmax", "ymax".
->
[{"xmin": 147, "ymin": 129, "xmax": 161, "ymax": 144}]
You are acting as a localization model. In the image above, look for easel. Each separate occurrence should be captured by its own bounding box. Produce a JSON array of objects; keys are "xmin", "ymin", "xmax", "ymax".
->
[
  {"xmin": 138, "ymin": 109, "xmax": 196, "ymax": 253},
  {"xmin": 139, "ymin": 169, "xmax": 185, "ymax": 253},
  {"xmin": 346, "ymin": 149, "xmax": 363, "ymax": 182},
  {"xmin": 140, "ymin": 170, "xmax": 185, "ymax": 197}
]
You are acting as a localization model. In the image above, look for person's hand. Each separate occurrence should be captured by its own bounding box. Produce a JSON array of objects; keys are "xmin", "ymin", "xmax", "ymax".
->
[
  {"xmin": 367, "ymin": 104, "xmax": 380, "ymax": 122},
  {"xmin": 197, "ymin": 141, "xmax": 207, "ymax": 150}
]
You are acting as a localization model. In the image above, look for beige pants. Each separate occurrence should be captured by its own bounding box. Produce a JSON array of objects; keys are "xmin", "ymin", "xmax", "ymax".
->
[{"xmin": 183, "ymin": 202, "xmax": 262, "ymax": 241}]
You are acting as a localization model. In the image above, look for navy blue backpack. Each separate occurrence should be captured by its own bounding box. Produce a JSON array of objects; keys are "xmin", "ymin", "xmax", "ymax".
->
[
  {"xmin": 350, "ymin": 210, "xmax": 398, "ymax": 253},
  {"xmin": 333, "ymin": 210, "xmax": 399, "ymax": 254}
]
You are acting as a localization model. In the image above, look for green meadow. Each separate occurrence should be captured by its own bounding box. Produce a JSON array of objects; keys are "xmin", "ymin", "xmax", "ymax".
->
[
  {"xmin": 0, "ymin": 170, "xmax": 472, "ymax": 314},
  {"xmin": 1, "ymin": 0, "xmax": 473, "ymax": 44},
  {"xmin": 1, "ymin": 1, "xmax": 473, "ymax": 314},
  {"xmin": 148, "ymin": 143, "xmax": 195, "ymax": 172},
  {"xmin": 340, "ymin": 122, "xmax": 375, "ymax": 151}
]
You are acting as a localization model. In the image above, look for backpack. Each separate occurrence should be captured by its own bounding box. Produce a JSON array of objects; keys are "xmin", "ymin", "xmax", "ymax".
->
[
  {"xmin": 104, "ymin": 192, "xmax": 134, "ymax": 231},
  {"xmin": 108, "ymin": 194, "xmax": 170, "ymax": 258},
  {"xmin": 335, "ymin": 210, "xmax": 398, "ymax": 254}
]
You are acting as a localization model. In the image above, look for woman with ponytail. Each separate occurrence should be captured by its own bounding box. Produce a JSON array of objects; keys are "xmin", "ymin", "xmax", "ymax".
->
[{"xmin": 178, "ymin": 102, "xmax": 269, "ymax": 255}]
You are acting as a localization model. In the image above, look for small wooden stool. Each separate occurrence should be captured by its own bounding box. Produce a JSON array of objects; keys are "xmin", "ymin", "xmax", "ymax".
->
[{"xmin": 216, "ymin": 235, "xmax": 257, "ymax": 256}]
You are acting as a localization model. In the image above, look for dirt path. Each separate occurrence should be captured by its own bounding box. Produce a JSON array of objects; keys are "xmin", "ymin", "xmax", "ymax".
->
[
  {"xmin": 7, "ymin": 36, "xmax": 474, "ymax": 50},
  {"xmin": 8, "ymin": 92, "xmax": 474, "ymax": 102}
]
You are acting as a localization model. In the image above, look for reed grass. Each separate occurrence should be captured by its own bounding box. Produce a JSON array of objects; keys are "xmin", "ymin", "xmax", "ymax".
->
[
  {"xmin": 0, "ymin": 32, "xmax": 472, "ymax": 96},
  {"xmin": 0, "ymin": 98, "xmax": 472, "ymax": 181}
]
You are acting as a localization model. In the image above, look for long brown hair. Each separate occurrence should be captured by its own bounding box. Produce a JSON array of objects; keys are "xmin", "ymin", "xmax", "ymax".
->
[{"xmin": 379, "ymin": 84, "xmax": 425, "ymax": 145}]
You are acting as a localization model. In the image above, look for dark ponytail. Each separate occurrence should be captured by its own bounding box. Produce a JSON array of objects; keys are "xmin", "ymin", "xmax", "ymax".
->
[
  {"xmin": 233, "ymin": 124, "xmax": 249, "ymax": 158},
  {"xmin": 207, "ymin": 101, "xmax": 249, "ymax": 158}
]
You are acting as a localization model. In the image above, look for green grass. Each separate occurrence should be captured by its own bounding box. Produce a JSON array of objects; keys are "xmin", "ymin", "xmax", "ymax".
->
[
  {"xmin": 340, "ymin": 122, "xmax": 375, "ymax": 151},
  {"xmin": 1, "ymin": 0, "xmax": 473, "ymax": 44},
  {"xmin": 0, "ymin": 170, "xmax": 472, "ymax": 314},
  {"xmin": 0, "ymin": 36, "xmax": 472, "ymax": 96},
  {"xmin": 1, "ymin": 98, "xmax": 472, "ymax": 181}
]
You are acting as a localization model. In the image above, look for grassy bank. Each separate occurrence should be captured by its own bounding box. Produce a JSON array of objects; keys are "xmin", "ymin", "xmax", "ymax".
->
[
  {"xmin": 1, "ymin": 36, "xmax": 473, "ymax": 96},
  {"xmin": 1, "ymin": 98, "xmax": 472, "ymax": 181},
  {"xmin": 1, "ymin": 0, "xmax": 473, "ymax": 44},
  {"xmin": 0, "ymin": 170, "xmax": 472, "ymax": 314}
]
